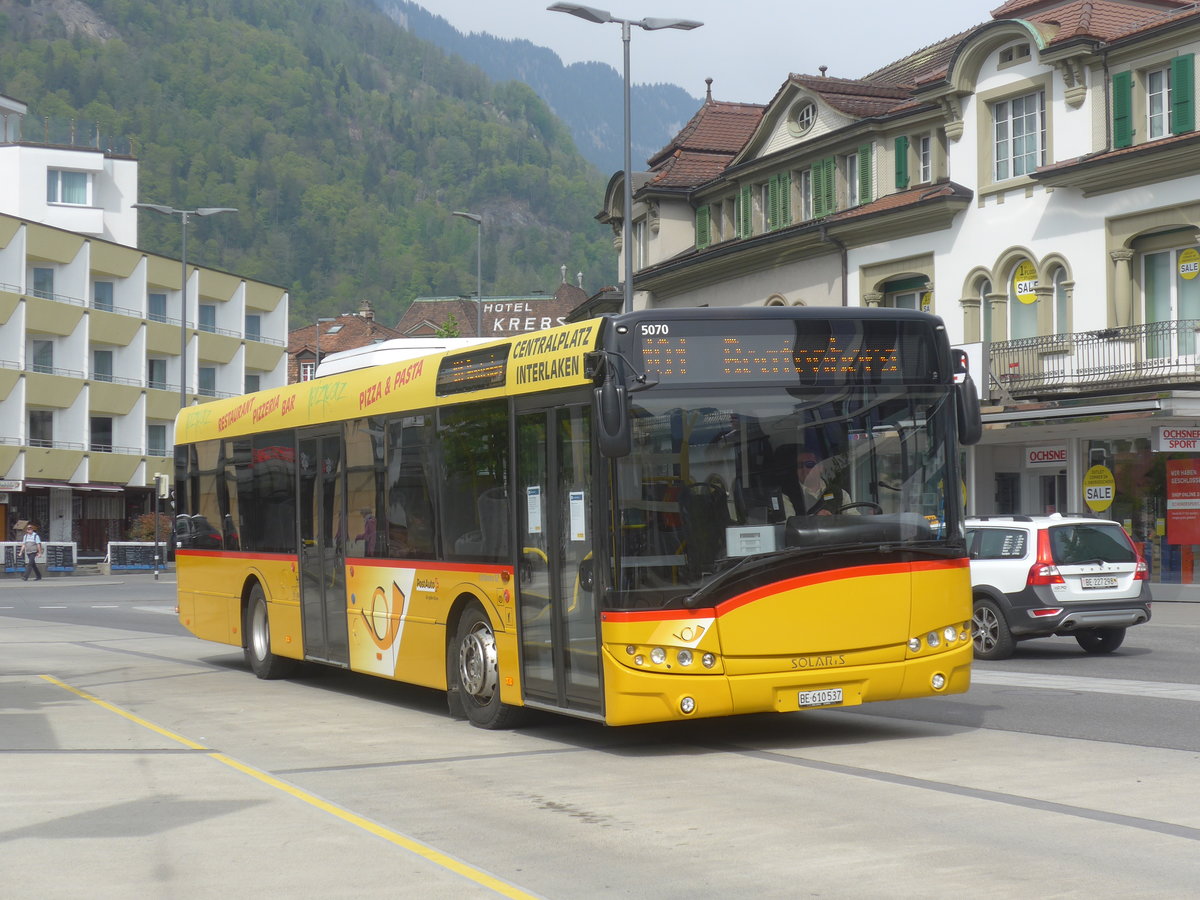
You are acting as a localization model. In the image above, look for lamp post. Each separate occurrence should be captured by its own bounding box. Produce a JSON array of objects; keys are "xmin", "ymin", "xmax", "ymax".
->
[
  {"xmin": 548, "ymin": 3, "xmax": 702, "ymax": 314},
  {"xmin": 313, "ymin": 316, "xmax": 336, "ymax": 380},
  {"xmin": 132, "ymin": 203, "xmax": 238, "ymax": 407},
  {"xmin": 451, "ymin": 211, "xmax": 483, "ymax": 335}
]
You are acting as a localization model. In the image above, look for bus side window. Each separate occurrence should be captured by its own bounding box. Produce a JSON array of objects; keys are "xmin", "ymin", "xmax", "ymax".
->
[
  {"xmin": 386, "ymin": 415, "xmax": 438, "ymax": 559},
  {"xmin": 438, "ymin": 400, "xmax": 509, "ymax": 563}
]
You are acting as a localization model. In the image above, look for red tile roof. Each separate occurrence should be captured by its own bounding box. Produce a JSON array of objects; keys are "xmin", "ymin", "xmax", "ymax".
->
[{"xmin": 646, "ymin": 99, "xmax": 764, "ymax": 189}]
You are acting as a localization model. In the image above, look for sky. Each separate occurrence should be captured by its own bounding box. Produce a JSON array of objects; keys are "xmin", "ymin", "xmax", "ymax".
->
[{"xmin": 410, "ymin": 1, "xmax": 1003, "ymax": 103}]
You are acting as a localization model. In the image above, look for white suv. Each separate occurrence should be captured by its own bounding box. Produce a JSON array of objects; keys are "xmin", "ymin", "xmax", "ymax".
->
[{"xmin": 965, "ymin": 514, "xmax": 1152, "ymax": 660}]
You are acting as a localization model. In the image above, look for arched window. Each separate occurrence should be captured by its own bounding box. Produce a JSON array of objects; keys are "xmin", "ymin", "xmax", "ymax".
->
[{"xmin": 1008, "ymin": 259, "xmax": 1039, "ymax": 340}]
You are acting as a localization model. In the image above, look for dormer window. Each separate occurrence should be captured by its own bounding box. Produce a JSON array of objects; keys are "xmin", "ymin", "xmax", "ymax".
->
[
  {"xmin": 787, "ymin": 100, "xmax": 817, "ymax": 138},
  {"xmin": 999, "ymin": 43, "xmax": 1031, "ymax": 66}
]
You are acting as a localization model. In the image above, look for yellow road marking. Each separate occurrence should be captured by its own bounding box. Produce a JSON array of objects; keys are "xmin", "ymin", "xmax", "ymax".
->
[
  {"xmin": 40, "ymin": 674, "xmax": 539, "ymax": 899},
  {"xmin": 40, "ymin": 674, "xmax": 208, "ymax": 750}
]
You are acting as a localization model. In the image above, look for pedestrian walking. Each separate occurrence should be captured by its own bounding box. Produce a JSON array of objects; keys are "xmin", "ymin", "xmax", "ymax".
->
[{"xmin": 19, "ymin": 522, "xmax": 43, "ymax": 581}]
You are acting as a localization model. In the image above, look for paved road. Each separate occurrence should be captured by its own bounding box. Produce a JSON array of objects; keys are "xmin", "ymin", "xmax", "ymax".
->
[{"xmin": 1, "ymin": 578, "xmax": 1198, "ymax": 898}]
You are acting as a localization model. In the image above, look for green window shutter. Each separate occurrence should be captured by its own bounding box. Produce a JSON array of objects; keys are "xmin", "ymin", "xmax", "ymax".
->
[
  {"xmin": 813, "ymin": 157, "xmax": 836, "ymax": 217},
  {"xmin": 738, "ymin": 184, "xmax": 752, "ymax": 237},
  {"xmin": 780, "ymin": 171, "xmax": 792, "ymax": 226},
  {"xmin": 1112, "ymin": 70, "xmax": 1133, "ymax": 148},
  {"xmin": 1172, "ymin": 54, "xmax": 1195, "ymax": 135},
  {"xmin": 894, "ymin": 136, "xmax": 910, "ymax": 189},
  {"xmin": 767, "ymin": 176, "xmax": 779, "ymax": 231},
  {"xmin": 695, "ymin": 205, "xmax": 711, "ymax": 249},
  {"xmin": 858, "ymin": 143, "xmax": 873, "ymax": 203}
]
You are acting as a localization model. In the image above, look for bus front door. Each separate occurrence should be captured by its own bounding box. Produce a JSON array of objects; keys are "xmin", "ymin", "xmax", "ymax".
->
[
  {"xmin": 298, "ymin": 432, "xmax": 349, "ymax": 666},
  {"xmin": 515, "ymin": 404, "xmax": 602, "ymax": 716}
]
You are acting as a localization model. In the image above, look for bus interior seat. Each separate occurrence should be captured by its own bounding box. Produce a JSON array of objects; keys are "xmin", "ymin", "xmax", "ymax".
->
[{"xmin": 680, "ymin": 482, "xmax": 731, "ymax": 578}]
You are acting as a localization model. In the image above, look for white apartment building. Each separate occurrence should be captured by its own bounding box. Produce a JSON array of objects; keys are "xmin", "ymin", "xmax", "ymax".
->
[
  {"xmin": 602, "ymin": 0, "xmax": 1200, "ymax": 582},
  {"xmin": 1, "ymin": 92, "xmax": 288, "ymax": 555}
]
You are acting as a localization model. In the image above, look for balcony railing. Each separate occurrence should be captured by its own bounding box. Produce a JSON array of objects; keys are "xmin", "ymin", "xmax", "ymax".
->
[
  {"xmin": 0, "ymin": 112, "xmax": 134, "ymax": 156},
  {"xmin": 990, "ymin": 320, "xmax": 1200, "ymax": 398}
]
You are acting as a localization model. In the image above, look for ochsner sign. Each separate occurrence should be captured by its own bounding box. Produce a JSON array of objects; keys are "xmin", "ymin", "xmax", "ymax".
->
[
  {"xmin": 1026, "ymin": 445, "xmax": 1067, "ymax": 467},
  {"xmin": 1154, "ymin": 427, "xmax": 1200, "ymax": 451}
]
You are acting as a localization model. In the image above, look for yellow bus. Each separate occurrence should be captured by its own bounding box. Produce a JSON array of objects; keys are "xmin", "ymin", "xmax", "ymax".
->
[{"xmin": 174, "ymin": 307, "xmax": 982, "ymax": 727}]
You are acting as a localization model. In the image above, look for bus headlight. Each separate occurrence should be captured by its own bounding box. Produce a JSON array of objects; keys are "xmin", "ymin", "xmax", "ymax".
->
[
  {"xmin": 680, "ymin": 696, "xmax": 696, "ymax": 714},
  {"xmin": 650, "ymin": 647, "xmax": 666, "ymax": 665},
  {"xmin": 702, "ymin": 652, "xmax": 716, "ymax": 668},
  {"xmin": 926, "ymin": 631, "xmax": 941, "ymax": 648},
  {"xmin": 677, "ymin": 649, "xmax": 693, "ymax": 666},
  {"xmin": 931, "ymin": 673, "xmax": 946, "ymax": 690},
  {"xmin": 943, "ymin": 626, "xmax": 958, "ymax": 643},
  {"xmin": 908, "ymin": 637, "xmax": 922, "ymax": 652}
]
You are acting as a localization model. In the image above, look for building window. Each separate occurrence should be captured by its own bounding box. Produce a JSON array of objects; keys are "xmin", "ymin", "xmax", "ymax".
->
[
  {"xmin": 787, "ymin": 100, "xmax": 817, "ymax": 137},
  {"xmin": 31, "ymin": 267, "xmax": 54, "ymax": 300},
  {"xmin": 245, "ymin": 373, "xmax": 261, "ymax": 393},
  {"xmin": 30, "ymin": 339, "xmax": 53, "ymax": 374},
  {"xmin": 148, "ymin": 424, "xmax": 168, "ymax": 457},
  {"xmin": 300, "ymin": 361, "xmax": 315, "ymax": 382},
  {"xmin": 999, "ymin": 43, "xmax": 1031, "ymax": 66},
  {"xmin": 796, "ymin": 169, "xmax": 813, "ymax": 221},
  {"xmin": 993, "ymin": 90, "xmax": 1045, "ymax": 181},
  {"xmin": 633, "ymin": 219, "xmax": 648, "ymax": 271},
  {"xmin": 93, "ymin": 281, "xmax": 114, "ymax": 311},
  {"xmin": 245, "ymin": 314, "xmax": 261, "ymax": 341},
  {"xmin": 1144, "ymin": 248, "xmax": 1200, "ymax": 358},
  {"xmin": 1147, "ymin": 68, "xmax": 1171, "ymax": 139},
  {"xmin": 1008, "ymin": 259, "xmax": 1040, "ymax": 340},
  {"xmin": 29, "ymin": 410, "xmax": 53, "ymax": 448},
  {"xmin": 199, "ymin": 304, "xmax": 217, "ymax": 333},
  {"xmin": 148, "ymin": 358, "xmax": 167, "ymax": 390},
  {"xmin": 198, "ymin": 366, "xmax": 216, "ymax": 396},
  {"xmin": 92, "ymin": 349, "xmax": 113, "ymax": 382},
  {"xmin": 90, "ymin": 416, "xmax": 114, "ymax": 453},
  {"xmin": 46, "ymin": 169, "xmax": 89, "ymax": 205},
  {"xmin": 918, "ymin": 135, "xmax": 932, "ymax": 183},
  {"xmin": 148, "ymin": 292, "xmax": 168, "ymax": 323},
  {"xmin": 844, "ymin": 152, "xmax": 860, "ymax": 207}
]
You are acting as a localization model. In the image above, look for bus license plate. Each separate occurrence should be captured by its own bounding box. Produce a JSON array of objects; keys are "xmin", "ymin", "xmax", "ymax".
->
[
  {"xmin": 798, "ymin": 688, "xmax": 843, "ymax": 708},
  {"xmin": 1081, "ymin": 576, "xmax": 1118, "ymax": 589}
]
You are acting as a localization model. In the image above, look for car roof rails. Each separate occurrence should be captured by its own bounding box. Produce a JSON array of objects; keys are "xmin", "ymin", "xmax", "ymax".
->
[{"xmin": 969, "ymin": 515, "xmax": 1033, "ymax": 522}]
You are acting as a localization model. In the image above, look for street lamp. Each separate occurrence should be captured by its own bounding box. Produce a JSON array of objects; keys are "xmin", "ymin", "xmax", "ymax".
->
[
  {"xmin": 548, "ymin": 3, "xmax": 702, "ymax": 314},
  {"xmin": 452, "ymin": 211, "xmax": 483, "ymax": 335},
  {"xmin": 313, "ymin": 316, "xmax": 335, "ymax": 379},
  {"xmin": 132, "ymin": 203, "xmax": 238, "ymax": 407}
]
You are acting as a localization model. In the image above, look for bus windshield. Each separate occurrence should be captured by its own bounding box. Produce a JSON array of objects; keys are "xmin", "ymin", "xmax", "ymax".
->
[{"xmin": 611, "ymin": 384, "xmax": 958, "ymax": 610}]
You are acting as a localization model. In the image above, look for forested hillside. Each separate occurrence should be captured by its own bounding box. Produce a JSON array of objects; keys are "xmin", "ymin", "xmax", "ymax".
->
[
  {"xmin": 0, "ymin": 0, "xmax": 616, "ymax": 326},
  {"xmin": 377, "ymin": 0, "xmax": 702, "ymax": 174}
]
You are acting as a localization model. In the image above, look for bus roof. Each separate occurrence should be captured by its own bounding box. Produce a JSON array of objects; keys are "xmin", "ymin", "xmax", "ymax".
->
[
  {"xmin": 314, "ymin": 337, "xmax": 491, "ymax": 377},
  {"xmin": 175, "ymin": 319, "xmax": 602, "ymax": 445}
]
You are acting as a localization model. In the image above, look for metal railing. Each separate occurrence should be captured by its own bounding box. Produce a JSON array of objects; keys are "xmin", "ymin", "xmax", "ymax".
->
[
  {"xmin": 990, "ymin": 320, "xmax": 1200, "ymax": 398},
  {"xmin": 0, "ymin": 112, "xmax": 134, "ymax": 155}
]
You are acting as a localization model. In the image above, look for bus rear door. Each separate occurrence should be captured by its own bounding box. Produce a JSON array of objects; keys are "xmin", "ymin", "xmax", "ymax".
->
[{"xmin": 298, "ymin": 430, "xmax": 350, "ymax": 666}]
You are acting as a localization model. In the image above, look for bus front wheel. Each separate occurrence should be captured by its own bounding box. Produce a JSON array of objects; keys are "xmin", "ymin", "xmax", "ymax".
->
[
  {"xmin": 451, "ymin": 605, "xmax": 520, "ymax": 729},
  {"xmin": 244, "ymin": 583, "xmax": 295, "ymax": 679}
]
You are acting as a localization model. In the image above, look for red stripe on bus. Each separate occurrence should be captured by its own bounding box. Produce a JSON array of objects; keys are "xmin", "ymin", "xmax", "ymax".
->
[{"xmin": 601, "ymin": 558, "xmax": 968, "ymax": 623}]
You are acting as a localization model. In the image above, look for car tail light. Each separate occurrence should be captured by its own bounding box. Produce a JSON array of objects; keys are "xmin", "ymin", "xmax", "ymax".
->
[
  {"xmin": 1027, "ymin": 528, "xmax": 1064, "ymax": 586},
  {"xmin": 1121, "ymin": 530, "xmax": 1150, "ymax": 581},
  {"xmin": 1029, "ymin": 607, "xmax": 1063, "ymax": 617}
]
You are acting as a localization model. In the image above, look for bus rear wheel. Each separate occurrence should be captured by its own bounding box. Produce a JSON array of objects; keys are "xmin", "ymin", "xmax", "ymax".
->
[
  {"xmin": 451, "ymin": 605, "xmax": 520, "ymax": 729},
  {"xmin": 244, "ymin": 583, "xmax": 295, "ymax": 679}
]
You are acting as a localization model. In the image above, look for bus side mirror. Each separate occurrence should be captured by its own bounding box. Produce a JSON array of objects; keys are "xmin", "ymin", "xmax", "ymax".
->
[
  {"xmin": 956, "ymin": 376, "xmax": 982, "ymax": 446},
  {"xmin": 595, "ymin": 380, "xmax": 631, "ymax": 458}
]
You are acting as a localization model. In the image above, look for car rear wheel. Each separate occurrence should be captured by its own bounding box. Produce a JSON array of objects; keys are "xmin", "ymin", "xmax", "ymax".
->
[
  {"xmin": 1075, "ymin": 626, "xmax": 1126, "ymax": 654},
  {"xmin": 972, "ymin": 597, "xmax": 1015, "ymax": 660}
]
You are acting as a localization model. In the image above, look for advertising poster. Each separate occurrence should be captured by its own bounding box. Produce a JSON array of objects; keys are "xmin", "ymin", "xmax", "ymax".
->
[{"xmin": 1166, "ymin": 458, "xmax": 1200, "ymax": 545}]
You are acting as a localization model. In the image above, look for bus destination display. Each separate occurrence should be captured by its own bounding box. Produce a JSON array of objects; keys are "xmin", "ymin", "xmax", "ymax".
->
[{"xmin": 638, "ymin": 324, "xmax": 915, "ymax": 384}]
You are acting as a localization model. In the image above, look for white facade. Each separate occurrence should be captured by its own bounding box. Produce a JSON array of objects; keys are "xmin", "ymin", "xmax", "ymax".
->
[
  {"xmin": 612, "ymin": 1, "xmax": 1200, "ymax": 581},
  {"xmin": 0, "ymin": 91, "xmax": 288, "ymax": 555}
]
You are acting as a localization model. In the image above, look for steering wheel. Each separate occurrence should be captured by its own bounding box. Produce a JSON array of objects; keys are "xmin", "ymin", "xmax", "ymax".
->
[{"xmin": 838, "ymin": 501, "xmax": 883, "ymax": 515}]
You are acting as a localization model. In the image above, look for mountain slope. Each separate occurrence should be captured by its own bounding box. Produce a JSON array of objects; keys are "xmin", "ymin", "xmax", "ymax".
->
[
  {"xmin": 375, "ymin": 0, "xmax": 702, "ymax": 174},
  {"xmin": 0, "ymin": 0, "xmax": 616, "ymax": 326}
]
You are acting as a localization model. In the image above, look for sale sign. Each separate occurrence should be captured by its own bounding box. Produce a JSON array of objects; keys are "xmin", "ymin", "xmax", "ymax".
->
[{"xmin": 1166, "ymin": 458, "xmax": 1200, "ymax": 545}]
